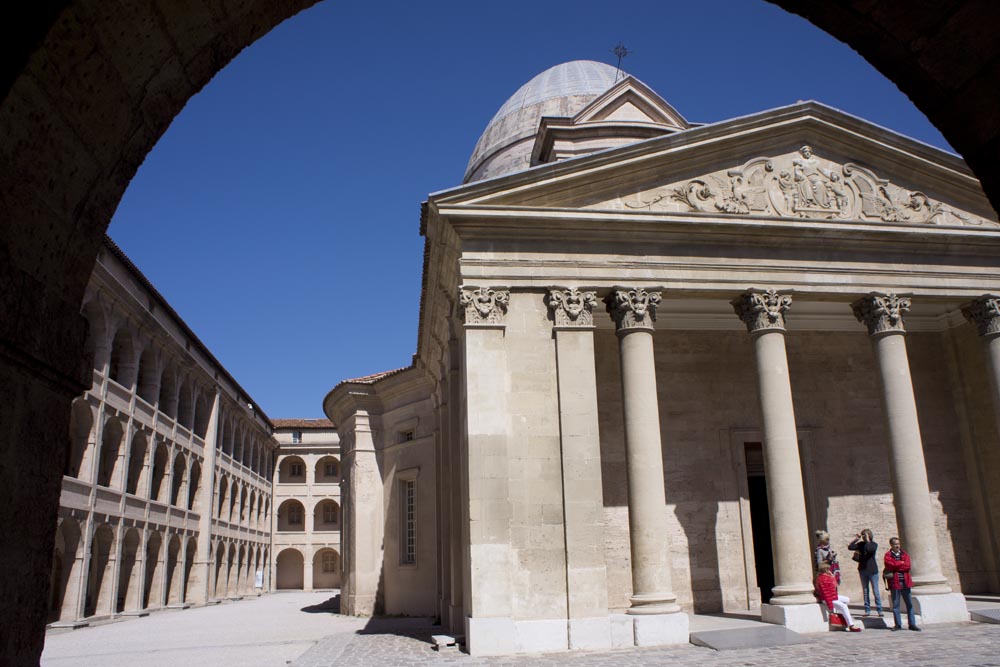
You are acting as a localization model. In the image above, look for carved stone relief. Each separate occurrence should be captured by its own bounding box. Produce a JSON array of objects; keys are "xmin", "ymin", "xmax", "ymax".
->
[
  {"xmin": 732, "ymin": 289, "xmax": 793, "ymax": 333},
  {"xmin": 459, "ymin": 286, "xmax": 510, "ymax": 326},
  {"xmin": 604, "ymin": 287, "xmax": 661, "ymax": 331},
  {"xmin": 962, "ymin": 296, "xmax": 1000, "ymax": 338},
  {"xmin": 546, "ymin": 287, "xmax": 598, "ymax": 327},
  {"xmin": 619, "ymin": 146, "xmax": 996, "ymax": 227},
  {"xmin": 852, "ymin": 293, "xmax": 911, "ymax": 336}
]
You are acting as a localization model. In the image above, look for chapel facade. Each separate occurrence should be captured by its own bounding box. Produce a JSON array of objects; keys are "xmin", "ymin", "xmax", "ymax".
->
[{"xmin": 325, "ymin": 60, "xmax": 1000, "ymax": 655}]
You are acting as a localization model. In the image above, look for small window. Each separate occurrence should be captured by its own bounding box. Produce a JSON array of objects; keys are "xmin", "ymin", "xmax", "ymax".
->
[
  {"xmin": 288, "ymin": 505, "xmax": 303, "ymax": 525},
  {"xmin": 291, "ymin": 431, "xmax": 302, "ymax": 444},
  {"xmin": 325, "ymin": 462, "xmax": 338, "ymax": 477},
  {"xmin": 323, "ymin": 503, "xmax": 338, "ymax": 524},
  {"xmin": 401, "ymin": 478, "xmax": 416, "ymax": 565},
  {"xmin": 322, "ymin": 552, "xmax": 337, "ymax": 573},
  {"xmin": 290, "ymin": 462, "xmax": 303, "ymax": 477},
  {"xmin": 400, "ymin": 430, "xmax": 414, "ymax": 443}
]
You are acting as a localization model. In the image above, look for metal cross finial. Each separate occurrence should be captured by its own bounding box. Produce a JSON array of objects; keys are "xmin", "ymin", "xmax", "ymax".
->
[{"xmin": 611, "ymin": 42, "xmax": 631, "ymax": 81}]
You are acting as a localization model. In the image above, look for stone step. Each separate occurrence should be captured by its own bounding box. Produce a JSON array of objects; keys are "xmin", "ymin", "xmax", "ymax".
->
[{"xmin": 690, "ymin": 625, "xmax": 809, "ymax": 651}]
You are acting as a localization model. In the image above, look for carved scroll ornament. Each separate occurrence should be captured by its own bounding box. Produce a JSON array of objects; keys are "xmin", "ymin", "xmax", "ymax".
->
[
  {"xmin": 605, "ymin": 287, "xmax": 662, "ymax": 332},
  {"xmin": 547, "ymin": 287, "xmax": 598, "ymax": 327},
  {"xmin": 459, "ymin": 287, "xmax": 509, "ymax": 325},
  {"xmin": 852, "ymin": 293, "xmax": 911, "ymax": 336},
  {"xmin": 732, "ymin": 289, "xmax": 793, "ymax": 333},
  {"xmin": 623, "ymin": 146, "xmax": 996, "ymax": 228}
]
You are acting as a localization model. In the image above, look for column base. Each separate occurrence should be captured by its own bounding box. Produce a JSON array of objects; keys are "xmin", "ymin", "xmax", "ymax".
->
[
  {"xmin": 568, "ymin": 616, "xmax": 612, "ymax": 650},
  {"xmin": 912, "ymin": 592, "xmax": 969, "ymax": 624},
  {"xmin": 464, "ymin": 617, "xmax": 517, "ymax": 656},
  {"xmin": 761, "ymin": 602, "xmax": 827, "ymax": 633},
  {"xmin": 632, "ymin": 612, "xmax": 690, "ymax": 646}
]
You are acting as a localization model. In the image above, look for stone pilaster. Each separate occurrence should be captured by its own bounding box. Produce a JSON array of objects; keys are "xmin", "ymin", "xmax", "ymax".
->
[
  {"xmin": 852, "ymin": 294, "xmax": 962, "ymax": 619},
  {"xmin": 547, "ymin": 288, "xmax": 611, "ymax": 649},
  {"xmin": 963, "ymin": 295, "xmax": 1000, "ymax": 442},
  {"xmin": 604, "ymin": 287, "xmax": 687, "ymax": 646},
  {"xmin": 342, "ymin": 409, "xmax": 384, "ymax": 616},
  {"xmin": 732, "ymin": 290, "xmax": 820, "ymax": 631},
  {"xmin": 459, "ymin": 286, "xmax": 518, "ymax": 656},
  {"xmin": 191, "ymin": 392, "xmax": 220, "ymax": 605}
]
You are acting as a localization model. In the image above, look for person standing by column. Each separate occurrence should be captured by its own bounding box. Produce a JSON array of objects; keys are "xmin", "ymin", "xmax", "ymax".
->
[
  {"xmin": 885, "ymin": 537, "xmax": 920, "ymax": 631},
  {"xmin": 848, "ymin": 528, "xmax": 883, "ymax": 617}
]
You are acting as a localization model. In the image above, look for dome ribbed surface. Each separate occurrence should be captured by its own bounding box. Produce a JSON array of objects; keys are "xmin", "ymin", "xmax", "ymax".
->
[{"xmin": 465, "ymin": 60, "xmax": 624, "ymax": 182}]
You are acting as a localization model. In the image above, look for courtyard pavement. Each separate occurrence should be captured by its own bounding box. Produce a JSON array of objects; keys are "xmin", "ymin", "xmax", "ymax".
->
[
  {"xmin": 43, "ymin": 592, "xmax": 1000, "ymax": 667},
  {"xmin": 42, "ymin": 591, "xmax": 364, "ymax": 667}
]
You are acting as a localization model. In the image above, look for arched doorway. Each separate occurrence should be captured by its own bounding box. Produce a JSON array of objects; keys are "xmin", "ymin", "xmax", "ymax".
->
[
  {"xmin": 48, "ymin": 518, "xmax": 83, "ymax": 623},
  {"xmin": 275, "ymin": 549, "xmax": 304, "ymax": 590},
  {"xmin": 84, "ymin": 524, "xmax": 115, "ymax": 618}
]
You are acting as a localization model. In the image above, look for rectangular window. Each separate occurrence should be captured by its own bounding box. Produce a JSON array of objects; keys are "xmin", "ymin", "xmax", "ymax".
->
[
  {"xmin": 322, "ymin": 552, "xmax": 337, "ymax": 573},
  {"xmin": 323, "ymin": 503, "xmax": 338, "ymax": 524},
  {"xmin": 325, "ymin": 463, "xmax": 337, "ymax": 477},
  {"xmin": 290, "ymin": 463, "xmax": 303, "ymax": 477},
  {"xmin": 291, "ymin": 431, "xmax": 302, "ymax": 444},
  {"xmin": 400, "ymin": 430, "xmax": 414, "ymax": 443},
  {"xmin": 401, "ymin": 478, "xmax": 416, "ymax": 565},
  {"xmin": 289, "ymin": 505, "xmax": 303, "ymax": 525}
]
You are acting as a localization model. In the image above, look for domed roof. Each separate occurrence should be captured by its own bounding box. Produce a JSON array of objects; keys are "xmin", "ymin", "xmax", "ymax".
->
[{"xmin": 465, "ymin": 60, "xmax": 625, "ymax": 182}]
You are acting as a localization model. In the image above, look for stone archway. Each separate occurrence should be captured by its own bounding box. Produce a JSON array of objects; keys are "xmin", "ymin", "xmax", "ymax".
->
[
  {"xmin": 276, "ymin": 548, "xmax": 305, "ymax": 590},
  {"xmin": 1, "ymin": 1, "xmax": 998, "ymax": 662}
]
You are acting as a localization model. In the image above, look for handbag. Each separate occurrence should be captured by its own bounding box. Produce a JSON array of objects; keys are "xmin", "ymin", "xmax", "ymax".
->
[{"xmin": 852, "ymin": 551, "xmax": 861, "ymax": 562}]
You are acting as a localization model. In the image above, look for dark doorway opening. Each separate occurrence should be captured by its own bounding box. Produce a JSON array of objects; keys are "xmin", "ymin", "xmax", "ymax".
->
[{"xmin": 745, "ymin": 442, "xmax": 775, "ymax": 603}]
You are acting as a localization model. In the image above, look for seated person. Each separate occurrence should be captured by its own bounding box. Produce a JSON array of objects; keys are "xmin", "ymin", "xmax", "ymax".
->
[{"xmin": 815, "ymin": 562, "xmax": 861, "ymax": 632}]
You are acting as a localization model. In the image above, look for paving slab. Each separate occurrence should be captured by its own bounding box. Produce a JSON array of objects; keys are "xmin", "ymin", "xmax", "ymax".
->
[
  {"xmin": 972, "ymin": 608, "xmax": 1000, "ymax": 624},
  {"xmin": 689, "ymin": 625, "xmax": 809, "ymax": 650}
]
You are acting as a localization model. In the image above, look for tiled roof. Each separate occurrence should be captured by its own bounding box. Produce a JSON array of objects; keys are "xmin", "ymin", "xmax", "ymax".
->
[
  {"xmin": 341, "ymin": 366, "xmax": 410, "ymax": 385},
  {"xmin": 272, "ymin": 418, "xmax": 335, "ymax": 429}
]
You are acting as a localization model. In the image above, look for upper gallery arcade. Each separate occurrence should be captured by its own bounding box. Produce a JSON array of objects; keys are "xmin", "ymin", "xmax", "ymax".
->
[{"xmin": 324, "ymin": 60, "xmax": 1000, "ymax": 655}]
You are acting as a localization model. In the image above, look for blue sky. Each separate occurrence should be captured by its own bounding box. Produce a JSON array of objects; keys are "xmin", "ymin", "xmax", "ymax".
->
[{"xmin": 107, "ymin": 0, "xmax": 952, "ymax": 419}]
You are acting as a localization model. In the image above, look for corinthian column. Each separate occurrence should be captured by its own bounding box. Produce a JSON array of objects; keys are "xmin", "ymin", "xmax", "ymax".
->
[
  {"xmin": 732, "ymin": 290, "xmax": 819, "ymax": 630},
  {"xmin": 852, "ymin": 294, "xmax": 949, "ymax": 592},
  {"xmin": 604, "ymin": 287, "xmax": 687, "ymax": 646},
  {"xmin": 963, "ymin": 296, "xmax": 1000, "ymax": 441}
]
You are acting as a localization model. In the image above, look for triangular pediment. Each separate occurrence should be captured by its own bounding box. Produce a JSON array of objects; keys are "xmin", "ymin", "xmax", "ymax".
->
[
  {"xmin": 571, "ymin": 76, "xmax": 688, "ymax": 130},
  {"xmin": 432, "ymin": 103, "xmax": 997, "ymax": 230}
]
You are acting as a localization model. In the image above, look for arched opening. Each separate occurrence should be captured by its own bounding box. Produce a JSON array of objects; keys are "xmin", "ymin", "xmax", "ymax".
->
[
  {"xmin": 221, "ymin": 419, "xmax": 233, "ymax": 457},
  {"xmin": 84, "ymin": 524, "xmax": 115, "ymax": 618},
  {"xmin": 96, "ymin": 418, "xmax": 123, "ymax": 488},
  {"xmin": 312, "ymin": 548, "xmax": 340, "ymax": 590},
  {"xmin": 193, "ymin": 392, "xmax": 211, "ymax": 439},
  {"xmin": 187, "ymin": 461, "xmax": 201, "ymax": 511},
  {"xmin": 213, "ymin": 542, "xmax": 226, "ymax": 600},
  {"xmin": 143, "ymin": 532, "xmax": 163, "ymax": 609},
  {"xmin": 225, "ymin": 544, "xmax": 237, "ymax": 597},
  {"xmin": 228, "ymin": 482, "xmax": 239, "ymax": 523},
  {"xmin": 278, "ymin": 456, "xmax": 306, "ymax": 484},
  {"xmin": 165, "ymin": 535, "xmax": 181, "ymax": 605},
  {"xmin": 81, "ymin": 298, "xmax": 109, "ymax": 377},
  {"xmin": 236, "ymin": 544, "xmax": 247, "ymax": 595},
  {"xmin": 108, "ymin": 327, "xmax": 138, "ymax": 390},
  {"xmin": 157, "ymin": 365, "xmax": 178, "ymax": 419},
  {"xmin": 239, "ymin": 486, "xmax": 248, "ymax": 524},
  {"xmin": 217, "ymin": 476, "xmax": 229, "ymax": 518},
  {"xmin": 233, "ymin": 431, "xmax": 244, "ymax": 464},
  {"xmin": 247, "ymin": 490, "xmax": 257, "ymax": 529},
  {"xmin": 275, "ymin": 549, "xmax": 304, "ymax": 590},
  {"xmin": 182, "ymin": 538, "xmax": 197, "ymax": 602},
  {"xmin": 277, "ymin": 499, "xmax": 305, "ymax": 533},
  {"xmin": 149, "ymin": 442, "xmax": 169, "ymax": 502},
  {"xmin": 136, "ymin": 345, "xmax": 159, "ymax": 405},
  {"xmin": 315, "ymin": 456, "xmax": 340, "ymax": 483},
  {"xmin": 313, "ymin": 499, "xmax": 340, "ymax": 532},
  {"xmin": 177, "ymin": 379, "xmax": 194, "ymax": 430},
  {"xmin": 170, "ymin": 453, "xmax": 186, "ymax": 506},
  {"xmin": 48, "ymin": 518, "xmax": 82, "ymax": 623},
  {"xmin": 125, "ymin": 432, "xmax": 147, "ymax": 495},
  {"xmin": 65, "ymin": 399, "xmax": 93, "ymax": 479},
  {"xmin": 115, "ymin": 528, "xmax": 141, "ymax": 613}
]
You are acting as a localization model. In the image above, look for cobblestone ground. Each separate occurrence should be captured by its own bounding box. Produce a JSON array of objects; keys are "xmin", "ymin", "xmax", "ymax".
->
[{"xmin": 295, "ymin": 618, "xmax": 1000, "ymax": 667}]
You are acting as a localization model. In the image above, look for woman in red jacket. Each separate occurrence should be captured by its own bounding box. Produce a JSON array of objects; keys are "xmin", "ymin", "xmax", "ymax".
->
[
  {"xmin": 884, "ymin": 537, "xmax": 920, "ymax": 631},
  {"xmin": 815, "ymin": 562, "xmax": 861, "ymax": 631}
]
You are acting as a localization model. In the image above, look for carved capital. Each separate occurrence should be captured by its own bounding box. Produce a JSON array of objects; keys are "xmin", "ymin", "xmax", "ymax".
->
[
  {"xmin": 604, "ymin": 287, "xmax": 661, "ymax": 332},
  {"xmin": 731, "ymin": 289, "xmax": 792, "ymax": 333},
  {"xmin": 459, "ymin": 286, "xmax": 509, "ymax": 326},
  {"xmin": 547, "ymin": 287, "xmax": 598, "ymax": 328},
  {"xmin": 852, "ymin": 293, "xmax": 911, "ymax": 336},
  {"xmin": 962, "ymin": 295, "xmax": 1000, "ymax": 338}
]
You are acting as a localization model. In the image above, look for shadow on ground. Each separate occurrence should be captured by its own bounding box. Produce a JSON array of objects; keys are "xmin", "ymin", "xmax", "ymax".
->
[{"xmin": 301, "ymin": 595, "xmax": 341, "ymax": 614}]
